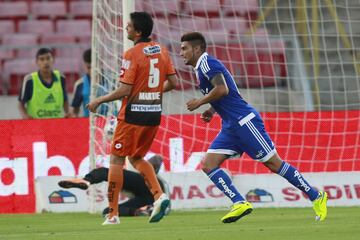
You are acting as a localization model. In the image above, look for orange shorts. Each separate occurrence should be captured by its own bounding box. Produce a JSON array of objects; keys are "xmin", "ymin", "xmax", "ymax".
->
[{"xmin": 111, "ymin": 120, "xmax": 159, "ymax": 158}]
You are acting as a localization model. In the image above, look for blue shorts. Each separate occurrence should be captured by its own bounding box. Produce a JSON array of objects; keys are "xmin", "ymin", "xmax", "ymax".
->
[{"xmin": 208, "ymin": 112, "xmax": 276, "ymax": 162}]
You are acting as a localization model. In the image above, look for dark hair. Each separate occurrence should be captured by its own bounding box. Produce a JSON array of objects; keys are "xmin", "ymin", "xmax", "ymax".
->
[
  {"xmin": 36, "ymin": 47, "xmax": 53, "ymax": 58},
  {"xmin": 181, "ymin": 32, "xmax": 207, "ymax": 51},
  {"xmin": 83, "ymin": 48, "xmax": 91, "ymax": 64},
  {"xmin": 130, "ymin": 11, "xmax": 153, "ymax": 39}
]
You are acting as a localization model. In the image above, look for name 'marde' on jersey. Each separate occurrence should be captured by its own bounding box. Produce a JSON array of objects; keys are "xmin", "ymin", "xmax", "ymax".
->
[{"xmin": 119, "ymin": 40, "xmax": 176, "ymax": 126}]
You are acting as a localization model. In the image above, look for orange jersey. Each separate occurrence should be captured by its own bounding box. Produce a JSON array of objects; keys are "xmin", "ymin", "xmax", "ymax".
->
[{"xmin": 118, "ymin": 41, "xmax": 176, "ymax": 126}]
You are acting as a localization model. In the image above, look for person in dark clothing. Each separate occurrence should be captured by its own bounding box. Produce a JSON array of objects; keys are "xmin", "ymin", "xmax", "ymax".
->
[{"xmin": 58, "ymin": 155, "xmax": 170, "ymax": 217}]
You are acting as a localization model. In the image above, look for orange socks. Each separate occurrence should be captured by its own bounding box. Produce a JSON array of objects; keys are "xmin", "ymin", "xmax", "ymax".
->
[
  {"xmin": 107, "ymin": 163, "xmax": 123, "ymax": 217},
  {"xmin": 133, "ymin": 159, "xmax": 163, "ymax": 200}
]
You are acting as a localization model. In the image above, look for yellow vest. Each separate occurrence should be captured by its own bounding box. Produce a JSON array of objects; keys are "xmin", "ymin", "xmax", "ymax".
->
[{"xmin": 26, "ymin": 70, "xmax": 64, "ymax": 118}]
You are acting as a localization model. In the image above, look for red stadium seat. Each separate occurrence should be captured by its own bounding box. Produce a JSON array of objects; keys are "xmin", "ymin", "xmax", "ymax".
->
[
  {"xmin": 40, "ymin": 33, "xmax": 77, "ymax": 45},
  {"xmin": 173, "ymin": 17, "xmax": 210, "ymax": 32},
  {"xmin": 0, "ymin": 22, "xmax": 16, "ymax": 61},
  {"xmin": 3, "ymin": 59, "xmax": 37, "ymax": 95},
  {"xmin": 0, "ymin": 2, "xmax": 28, "ymax": 19},
  {"xmin": 70, "ymin": 1, "xmax": 93, "ymax": 20},
  {"xmin": 54, "ymin": 57, "xmax": 82, "ymax": 92},
  {"xmin": 211, "ymin": 17, "xmax": 247, "ymax": 36},
  {"xmin": 56, "ymin": 20, "xmax": 91, "ymax": 37},
  {"xmin": 31, "ymin": 1, "xmax": 67, "ymax": 20},
  {"xmin": 184, "ymin": 0, "xmax": 221, "ymax": 18},
  {"xmin": 41, "ymin": 33, "xmax": 78, "ymax": 58},
  {"xmin": 18, "ymin": 20, "xmax": 54, "ymax": 34},
  {"xmin": 2, "ymin": 33, "xmax": 38, "ymax": 59},
  {"xmin": 0, "ymin": 21, "xmax": 15, "ymax": 35},
  {"xmin": 143, "ymin": 0, "xmax": 181, "ymax": 18},
  {"xmin": 222, "ymin": 0, "xmax": 259, "ymax": 24},
  {"xmin": 0, "ymin": 2, "xmax": 28, "ymax": 30}
]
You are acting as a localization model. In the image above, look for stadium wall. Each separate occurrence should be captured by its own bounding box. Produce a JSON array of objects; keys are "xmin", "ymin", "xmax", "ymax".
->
[{"xmin": 1, "ymin": 113, "xmax": 360, "ymax": 213}]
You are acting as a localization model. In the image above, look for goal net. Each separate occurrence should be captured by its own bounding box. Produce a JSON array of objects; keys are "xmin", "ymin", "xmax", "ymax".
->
[{"xmin": 90, "ymin": 0, "xmax": 360, "ymax": 208}]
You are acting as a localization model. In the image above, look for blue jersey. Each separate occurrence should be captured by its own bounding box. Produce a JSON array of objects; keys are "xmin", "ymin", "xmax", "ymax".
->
[{"xmin": 195, "ymin": 52, "xmax": 256, "ymax": 128}]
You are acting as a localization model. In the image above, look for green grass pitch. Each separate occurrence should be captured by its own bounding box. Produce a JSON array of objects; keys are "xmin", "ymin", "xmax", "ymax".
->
[{"xmin": 0, "ymin": 207, "xmax": 359, "ymax": 240}]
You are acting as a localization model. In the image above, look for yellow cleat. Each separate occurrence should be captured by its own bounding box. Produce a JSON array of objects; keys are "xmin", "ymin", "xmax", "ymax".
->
[
  {"xmin": 313, "ymin": 191, "xmax": 328, "ymax": 221},
  {"xmin": 221, "ymin": 201, "xmax": 253, "ymax": 223}
]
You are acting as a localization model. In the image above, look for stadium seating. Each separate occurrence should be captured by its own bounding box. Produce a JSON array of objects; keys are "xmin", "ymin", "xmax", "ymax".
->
[
  {"xmin": 0, "ymin": 21, "xmax": 15, "ymax": 35},
  {"xmin": 184, "ymin": 0, "xmax": 221, "ymax": 18},
  {"xmin": 19, "ymin": 20, "xmax": 54, "ymax": 34},
  {"xmin": 211, "ymin": 17, "xmax": 247, "ymax": 35},
  {"xmin": 54, "ymin": 57, "xmax": 82, "ymax": 92},
  {"xmin": 142, "ymin": 0, "xmax": 181, "ymax": 18},
  {"xmin": 0, "ymin": 2, "xmax": 28, "ymax": 29},
  {"xmin": 0, "ymin": 0, "xmax": 284, "ymax": 95},
  {"xmin": 56, "ymin": 20, "xmax": 91, "ymax": 37},
  {"xmin": 31, "ymin": 1, "xmax": 67, "ymax": 20},
  {"xmin": 2, "ymin": 59, "xmax": 37, "ymax": 95},
  {"xmin": 70, "ymin": 1, "xmax": 92, "ymax": 20},
  {"xmin": 222, "ymin": 0, "xmax": 259, "ymax": 17},
  {"xmin": 2, "ymin": 33, "xmax": 38, "ymax": 58}
]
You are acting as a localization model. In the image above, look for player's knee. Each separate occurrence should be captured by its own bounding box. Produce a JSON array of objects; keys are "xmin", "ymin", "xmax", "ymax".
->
[
  {"xmin": 201, "ymin": 160, "xmax": 215, "ymax": 174},
  {"xmin": 110, "ymin": 155, "xmax": 126, "ymax": 165},
  {"xmin": 263, "ymin": 153, "xmax": 282, "ymax": 173}
]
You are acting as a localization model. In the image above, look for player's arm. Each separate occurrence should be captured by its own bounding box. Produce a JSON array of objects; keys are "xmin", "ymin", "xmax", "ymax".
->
[
  {"xmin": 18, "ymin": 102, "xmax": 32, "ymax": 119},
  {"xmin": 18, "ymin": 75, "xmax": 33, "ymax": 119},
  {"xmin": 87, "ymin": 83, "xmax": 133, "ymax": 113},
  {"xmin": 187, "ymin": 73, "xmax": 228, "ymax": 111},
  {"xmin": 163, "ymin": 74, "xmax": 178, "ymax": 92},
  {"xmin": 71, "ymin": 79, "xmax": 83, "ymax": 117}
]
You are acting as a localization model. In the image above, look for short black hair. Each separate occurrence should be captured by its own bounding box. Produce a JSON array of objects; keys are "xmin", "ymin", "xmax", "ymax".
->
[
  {"xmin": 36, "ymin": 47, "xmax": 53, "ymax": 58},
  {"xmin": 130, "ymin": 11, "xmax": 153, "ymax": 39},
  {"xmin": 83, "ymin": 48, "xmax": 91, "ymax": 64},
  {"xmin": 181, "ymin": 32, "xmax": 207, "ymax": 52}
]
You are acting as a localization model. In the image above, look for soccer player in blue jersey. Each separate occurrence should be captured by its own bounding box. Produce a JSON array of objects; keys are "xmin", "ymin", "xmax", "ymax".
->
[{"xmin": 180, "ymin": 32, "xmax": 328, "ymax": 223}]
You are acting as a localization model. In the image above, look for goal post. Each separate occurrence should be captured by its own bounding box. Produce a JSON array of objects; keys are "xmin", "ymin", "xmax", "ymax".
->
[{"xmin": 89, "ymin": 0, "xmax": 360, "ymax": 211}]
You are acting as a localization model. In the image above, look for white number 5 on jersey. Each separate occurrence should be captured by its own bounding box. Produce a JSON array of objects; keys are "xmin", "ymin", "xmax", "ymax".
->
[{"xmin": 148, "ymin": 58, "xmax": 160, "ymax": 88}]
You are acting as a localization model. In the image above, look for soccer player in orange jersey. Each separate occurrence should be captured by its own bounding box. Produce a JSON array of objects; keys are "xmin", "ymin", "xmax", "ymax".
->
[{"xmin": 87, "ymin": 12, "xmax": 177, "ymax": 225}]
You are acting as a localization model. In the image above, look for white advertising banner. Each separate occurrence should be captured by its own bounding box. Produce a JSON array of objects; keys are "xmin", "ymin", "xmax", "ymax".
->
[
  {"xmin": 35, "ymin": 172, "xmax": 360, "ymax": 213},
  {"xmin": 35, "ymin": 176, "xmax": 108, "ymax": 213},
  {"xmin": 161, "ymin": 171, "xmax": 360, "ymax": 209}
]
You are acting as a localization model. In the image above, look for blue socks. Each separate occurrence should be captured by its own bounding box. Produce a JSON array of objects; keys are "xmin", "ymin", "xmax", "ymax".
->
[
  {"xmin": 207, "ymin": 167, "xmax": 245, "ymax": 203},
  {"xmin": 277, "ymin": 161, "xmax": 319, "ymax": 201}
]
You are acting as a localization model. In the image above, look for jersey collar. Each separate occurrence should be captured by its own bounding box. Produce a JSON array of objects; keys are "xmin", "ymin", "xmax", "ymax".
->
[{"xmin": 194, "ymin": 52, "xmax": 208, "ymax": 70}]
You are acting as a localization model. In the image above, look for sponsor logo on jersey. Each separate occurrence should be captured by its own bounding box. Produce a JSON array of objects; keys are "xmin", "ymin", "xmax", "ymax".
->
[
  {"xmin": 37, "ymin": 109, "xmax": 61, "ymax": 118},
  {"xmin": 44, "ymin": 93, "xmax": 55, "ymax": 104},
  {"xmin": 143, "ymin": 45, "xmax": 161, "ymax": 55}
]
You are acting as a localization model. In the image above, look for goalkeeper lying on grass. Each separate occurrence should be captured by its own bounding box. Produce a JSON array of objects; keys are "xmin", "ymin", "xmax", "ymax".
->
[{"xmin": 58, "ymin": 155, "xmax": 170, "ymax": 217}]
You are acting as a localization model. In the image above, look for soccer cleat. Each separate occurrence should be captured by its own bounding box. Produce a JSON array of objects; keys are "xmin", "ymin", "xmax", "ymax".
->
[
  {"xmin": 149, "ymin": 193, "xmax": 170, "ymax": 223},
  {"xmin": 313, "ymin": 191, "xmax": 328, "ymax": 221},
  {"xmin": 58, "ymin": 178, "xmax": 90, "ymax": 190},
  {"xmin": 102, "ymin": 215, "xmax": 120, "ymax": 225},
  {"xmin": 221, "ymin": 201, "xmax": 253, "ymax": 223}
]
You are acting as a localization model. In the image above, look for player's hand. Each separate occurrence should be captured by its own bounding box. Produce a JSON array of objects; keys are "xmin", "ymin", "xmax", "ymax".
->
[
  {"xmin": 186, "ymin": 99, "xmax": 201, "ymax": 111},
  {"xmin": 86, "ymin": 99, "xmax": 101, "ymax": 113},
  {"xmin": 201, "ymin": 109, "xmax": 214, "ymax": 122}
]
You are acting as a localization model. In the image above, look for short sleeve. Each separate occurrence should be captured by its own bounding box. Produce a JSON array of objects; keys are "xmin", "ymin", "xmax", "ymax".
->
[
  {"xmin": 119, "ymin": 50, "xmax": 137, "ymax": 85},
  {"xmin": 60, "ymin": 76, "xmax": 68, "ymax": 102},
  {"xmin": 204, "ymin": 58, "xmax": 223, "ymax": 81},
  {"xmin": 18, "ymin": 75, "xmax": 33, "ymax": 103},
  {"xmin": 71, "ymin": 81, "xmax": 83, "ymax": 107}
]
